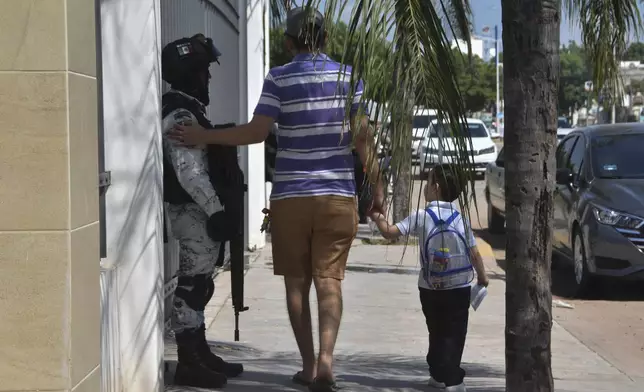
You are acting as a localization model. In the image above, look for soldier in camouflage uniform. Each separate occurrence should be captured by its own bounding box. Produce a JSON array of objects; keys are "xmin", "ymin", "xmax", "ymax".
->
[{"xmin": 161, "ymin": 34, "xmax": 243, "ymax": 388}]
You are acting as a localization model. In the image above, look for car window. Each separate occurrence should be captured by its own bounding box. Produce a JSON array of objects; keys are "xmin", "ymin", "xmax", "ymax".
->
[
  {"xmin": 591, "ymin": 133, "xmax": 644, "ymax": 179},
  {"xmin": 556, "ymin": 135, "xmax": 577, "ymax": 169},
  {"xmin": 430, "ymin": 122, "xmax": 489, "ymax": 138},
  {"xmin": 413, "ymin": 115, "xmax": 433, "ymax": 129},
  {"xmin": 567, "ymin": 135, "xmax": 586, "ymax": 178},
  {"xmin": 558, "ymin": 118, "xmax": 571, "ymax": 128}
]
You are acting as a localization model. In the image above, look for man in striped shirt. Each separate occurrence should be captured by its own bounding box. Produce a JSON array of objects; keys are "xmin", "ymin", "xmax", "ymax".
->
[{"xmin": 170, "ymin": 7, "xmax": 385, "ymax": 390}]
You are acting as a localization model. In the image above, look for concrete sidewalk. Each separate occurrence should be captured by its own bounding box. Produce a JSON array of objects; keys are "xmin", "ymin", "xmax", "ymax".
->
[{"xmin": 165, "ymin": 232, "xmax": 643, "ymax": 391}]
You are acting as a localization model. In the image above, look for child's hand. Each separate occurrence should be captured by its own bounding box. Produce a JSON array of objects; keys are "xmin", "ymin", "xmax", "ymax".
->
[{"xmin": 477, "ymin": 274, "xmax": 489, "ymax": 287}]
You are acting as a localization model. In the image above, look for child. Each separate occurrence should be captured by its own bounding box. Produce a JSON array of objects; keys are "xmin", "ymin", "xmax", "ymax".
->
[{"xmin": 370, "ymin": 164, "xmax": 489, "ymax": 392}]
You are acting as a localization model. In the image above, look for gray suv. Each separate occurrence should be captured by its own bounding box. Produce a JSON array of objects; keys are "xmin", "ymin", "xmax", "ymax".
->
[{"xmin": 485, "ymin": 124, "xmax": 644, "ymax": 297}]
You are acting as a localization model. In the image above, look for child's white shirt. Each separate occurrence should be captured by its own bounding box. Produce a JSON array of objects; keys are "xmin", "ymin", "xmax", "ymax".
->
[{"xmin": 395, "ymin": 201, "xmax": 476, "ymax": 290}]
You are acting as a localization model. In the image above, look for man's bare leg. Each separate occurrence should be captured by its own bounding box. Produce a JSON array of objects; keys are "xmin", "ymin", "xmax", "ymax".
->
[
  {"xmin": 284, "ymin": 276, "xmax": 316, "ymax": 381},
  {"xmin": 313, "ymin": 276, "xmax": 343, "ymax": 381}
]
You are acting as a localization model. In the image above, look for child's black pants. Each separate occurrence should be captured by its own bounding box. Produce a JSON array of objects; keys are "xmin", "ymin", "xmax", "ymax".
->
[{"xmin": 419, "ymin": 286, "xmax": 471, "ymax": 387}]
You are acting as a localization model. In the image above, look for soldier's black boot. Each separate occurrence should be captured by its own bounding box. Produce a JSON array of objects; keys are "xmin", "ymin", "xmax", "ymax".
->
[
  {"xmin": 196, "ymin": 325, "xmax": 244, "ymax": 378},
  {"xmin": 174, "ymin": 330, "xmax": 228, "ymax": 388}
]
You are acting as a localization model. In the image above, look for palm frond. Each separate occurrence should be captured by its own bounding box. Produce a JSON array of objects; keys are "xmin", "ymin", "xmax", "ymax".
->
[
  {"xmin": 564, "ymin": 0, "xmax": 642, "ymax": 101},
  {"xmin": 342, "ymin": 0, "xmax": 475, "ymax": 220},
  {"xmin": 270, "ymin": 0, "xmax": 291, "ymax": 28}
]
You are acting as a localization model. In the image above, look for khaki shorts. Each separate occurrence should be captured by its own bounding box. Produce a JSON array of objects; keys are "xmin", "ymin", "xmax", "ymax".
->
[{"xmin": 270, "ymin": 195, "xmax": 358, "ymax": 280}]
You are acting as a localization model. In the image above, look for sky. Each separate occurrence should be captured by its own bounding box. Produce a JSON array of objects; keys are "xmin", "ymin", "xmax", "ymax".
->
[{"xmin": 471, "ymin": 0, "xmax": 579, "ymax": 44}]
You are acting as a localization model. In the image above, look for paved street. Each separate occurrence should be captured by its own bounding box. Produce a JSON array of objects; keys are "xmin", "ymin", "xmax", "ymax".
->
[{"xmin": 164, "ymin": 180, "xmax": 644, "ymax": 391}]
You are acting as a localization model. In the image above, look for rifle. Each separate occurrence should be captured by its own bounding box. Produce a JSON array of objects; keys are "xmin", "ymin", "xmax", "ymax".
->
[
  {"xmin": 209, "ymin": 123, "xmax": 249, "ymax": 342},
  {"xmin": 228, "ymin": 181, "xmax": 248, "ymax": 341}
]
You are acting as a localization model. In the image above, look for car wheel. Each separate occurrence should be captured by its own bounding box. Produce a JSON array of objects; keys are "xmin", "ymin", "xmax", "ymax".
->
[
  {"xmin": 571, "ymin": 228, "xmax": 594, "ymax": 298},
  {"xmin": 486, "ymin": 193, "xmax": 505, "ymax": 234}
]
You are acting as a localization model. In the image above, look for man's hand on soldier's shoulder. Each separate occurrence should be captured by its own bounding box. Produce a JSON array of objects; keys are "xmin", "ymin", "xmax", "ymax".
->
[{"xmin": 169, "ymin": 123, "xmax": 210, "ymax": 146}]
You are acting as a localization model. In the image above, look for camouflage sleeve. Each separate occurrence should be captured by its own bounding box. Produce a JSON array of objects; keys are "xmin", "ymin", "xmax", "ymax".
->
[{"xmin": 162, "ymin": 109, "xmax": 223, "ymax": 216}]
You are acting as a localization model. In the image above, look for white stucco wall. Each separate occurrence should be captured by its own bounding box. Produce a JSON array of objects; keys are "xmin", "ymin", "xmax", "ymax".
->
[
  {"xmin": 98, "ymin": 1, "xmax": 165, "ymax": 392},
  {"xmin": 242, "ymin": 0, "xmax": 268, "ymax": 250},
  {"xmin": 96, "ymin": 1, "xmax": 267, "ymax": 389}
]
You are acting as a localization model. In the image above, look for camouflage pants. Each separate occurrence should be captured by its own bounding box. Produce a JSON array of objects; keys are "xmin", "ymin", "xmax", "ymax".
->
[{"xmin": 167, "ymin": 203, "xmax": 223, "ymax": 334}]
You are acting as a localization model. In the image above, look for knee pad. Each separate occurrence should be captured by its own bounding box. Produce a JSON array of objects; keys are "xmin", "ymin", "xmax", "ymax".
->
[{"xmin": 176, "ymin": 274, "xmax": 211, "ymax": 312}]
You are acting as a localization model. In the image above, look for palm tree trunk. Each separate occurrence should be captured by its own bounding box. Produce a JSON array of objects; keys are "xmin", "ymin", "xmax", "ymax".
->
[
  {"xmin": 392, "ymin": 4, "xmax": 412, "ymax": 224},
  {"xmin": 502, "ymin": 1, "xmax": 558, "ymax": 391},
  {"xmin": 392, "ymin": 154, "xmax": 411, "ymax": 222}
]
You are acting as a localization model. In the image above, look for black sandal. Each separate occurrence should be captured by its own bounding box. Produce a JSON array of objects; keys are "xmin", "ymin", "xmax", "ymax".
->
[
  {"xmin": 292, "ymin": 371, "xmax": 313, "ymax": 386},
  {"xmin": 308, "ymin": 377, "xmax": 340, "ymax": 392}
]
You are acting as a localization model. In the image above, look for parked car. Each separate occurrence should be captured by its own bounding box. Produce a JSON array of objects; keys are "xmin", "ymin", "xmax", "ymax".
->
[
  {"xmin": 557, "ymin": 116, "xmax": 574, "ymax": 143},
  {"xmin": 485, "ymin": 147, "xmax": 505, "ymax": 234},
  {"xmin": 485, "ymin": 124, "xmax": 644, "ymax": 297},
  {"xmin": 419, "ymin": 118, "xmax": 497, "ymax": 177},
  {"xmin": 410, "ymin": 109, "xmax": 437, "ymax": 164}
]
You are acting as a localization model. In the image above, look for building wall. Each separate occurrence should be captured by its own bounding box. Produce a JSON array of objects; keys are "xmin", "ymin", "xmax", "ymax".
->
[
  {"xmin": 451, "ymin": 37, "xmax": 485, "ymax": 60},
  {"xmin": 0, "ymin": 0, "xmax": 101, "ymax": 391},
  {"xmin": 0, "ymin": 1, "xmax": 266, "ymax": 391},
  {"xmin": 98, "ymin": 1, "xmax": 165, "ymax": 391},
  {"xmin": 243, "ymin": 0, "xmax": 268, "ymax": 250}
]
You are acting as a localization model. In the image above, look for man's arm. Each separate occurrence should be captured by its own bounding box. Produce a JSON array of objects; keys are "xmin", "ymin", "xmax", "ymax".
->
[
  {"xmin": 352, "ymin": 115, "xmax": 385, "ymax": 212},
  {"xmin": 349, "ymin": 79, "xmax": 385, "ymax": 213},
  {"xmin": 198, "ymin": 115, "xmax": 274, "ymax": 146},
  {"xmin": 163, "ymin": 109, "xmax": 223, "ymax": 216},
  {"xmin": 172, "ymin": 72, "xmax": 280, "ymax": 146},
  {"xmin": 352, "ymin": 115, "xmax": 380, "ymax": 182}
]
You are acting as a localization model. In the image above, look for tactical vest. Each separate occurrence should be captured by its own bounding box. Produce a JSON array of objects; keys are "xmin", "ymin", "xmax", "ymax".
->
[{"xmin": 161, "ymin": 91, "xmax": 245, "ymax": 246}]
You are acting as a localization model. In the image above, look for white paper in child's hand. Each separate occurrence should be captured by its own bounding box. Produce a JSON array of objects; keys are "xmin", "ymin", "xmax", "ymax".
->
[{"xmin": 470, "ymin": 284, "xmax": 488, "ymax": 311}]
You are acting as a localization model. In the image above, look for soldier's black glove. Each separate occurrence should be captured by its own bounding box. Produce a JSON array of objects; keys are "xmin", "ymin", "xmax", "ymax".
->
[{"xmin": 207, "ymin": 211, "xmax": 232, "ymax": 242}]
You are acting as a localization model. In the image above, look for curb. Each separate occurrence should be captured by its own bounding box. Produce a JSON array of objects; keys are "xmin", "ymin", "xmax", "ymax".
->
[{"xmin": 474, "ymin": 235, "xmax": 504, "ymax": 274}]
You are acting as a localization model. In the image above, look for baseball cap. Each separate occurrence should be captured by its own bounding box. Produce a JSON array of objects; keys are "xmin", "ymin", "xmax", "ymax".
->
[{"xmin": 285, "ymin": 6, "xmax": 325, "ymax": 38}]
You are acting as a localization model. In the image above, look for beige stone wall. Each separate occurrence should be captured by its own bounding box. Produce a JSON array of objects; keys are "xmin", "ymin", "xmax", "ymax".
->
[{"xmin": 0, "ymin": 1, "xmax": 100, "ymax": 391}]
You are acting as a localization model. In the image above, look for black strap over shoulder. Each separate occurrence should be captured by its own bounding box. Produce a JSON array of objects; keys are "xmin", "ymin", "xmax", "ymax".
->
[{"xmin": 161, "ymin": 92, "xmax": 215, "ymax": 206}]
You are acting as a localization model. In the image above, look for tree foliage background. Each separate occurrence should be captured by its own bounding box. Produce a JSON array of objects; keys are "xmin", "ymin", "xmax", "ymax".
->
[
  {"xmin": 559, "ymin": 41, "xmax": 592, "ymax": 114},
  {"xmin": 271, "ymin": 23, "xmax": 501, "ymax": 114},
  {"xmin": 270, "ymin": 20, "xmax": 394, "ymax": 104},
  {"xmin": 445, "ymin": 49, "xmax": 498, "ymax": 113}
]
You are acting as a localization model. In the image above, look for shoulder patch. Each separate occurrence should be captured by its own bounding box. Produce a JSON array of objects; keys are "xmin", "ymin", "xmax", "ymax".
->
[{"xmin": 173, "ymin": 109, "xmax": 194, "ymax": 126}]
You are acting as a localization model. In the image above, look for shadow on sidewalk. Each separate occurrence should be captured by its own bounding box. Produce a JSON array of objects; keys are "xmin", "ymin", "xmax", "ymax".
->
[{"xmin": 165, "ymin": 340, "xmax": 505, "ymax": 391}]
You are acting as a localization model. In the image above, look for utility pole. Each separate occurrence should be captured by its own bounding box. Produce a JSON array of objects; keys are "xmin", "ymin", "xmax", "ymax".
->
[{"xmin": 495, "ymin": 25, "xmax": 501, "ymax": 134}]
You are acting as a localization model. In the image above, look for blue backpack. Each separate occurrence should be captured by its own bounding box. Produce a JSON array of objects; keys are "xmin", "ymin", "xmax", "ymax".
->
[{"xmin": 422, "ymin": 208, "xmax": 475, "ymax": 290}]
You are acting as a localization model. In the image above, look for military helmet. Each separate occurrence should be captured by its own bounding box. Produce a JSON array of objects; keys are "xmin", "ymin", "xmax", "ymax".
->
[{"xmin": 162, "ymin": 34, "xmax": 221, "ymax": 84}]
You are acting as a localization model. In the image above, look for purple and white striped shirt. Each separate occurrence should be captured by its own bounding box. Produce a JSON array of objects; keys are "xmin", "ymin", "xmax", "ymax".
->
[{"xmin": 254, "ymin": 53, "xmax": 366, "ymax": 200}]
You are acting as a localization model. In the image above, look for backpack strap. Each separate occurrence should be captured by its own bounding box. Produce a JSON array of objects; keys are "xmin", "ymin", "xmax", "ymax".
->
[{"xmin": 426, "ymin": 208, "xmax": 460, "ymax": 226}]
